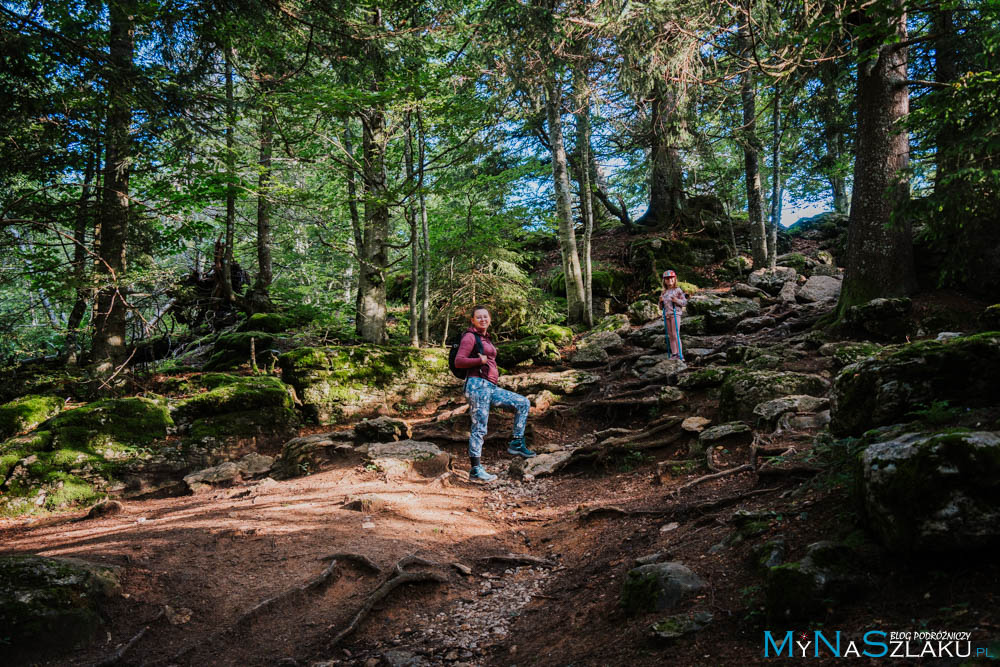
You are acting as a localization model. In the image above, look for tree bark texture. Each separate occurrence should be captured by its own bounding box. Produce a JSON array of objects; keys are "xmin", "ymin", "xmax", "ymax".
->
[
  {"xmin": 356, "ymin": 9, "xmax": 390, "ymax": 343},
  {"xmin": 221, "ymin": 43, "xmax": 236, "ymax": 304},
  {"xmin": 404, "ymin": 113, "xmax": 419, "ymax": 347},
  {"xmin": 768, "ymin": 85, "xmax": 782, "ymax": 269},
  {"xmin": 737, "ymin": 27, "xmax": 767, "ymax": 269},
  {"xmin": 636, "ymin": 82, "xmax": 684, "ymax": 229},
  {"xmin": 66, "ymin": 150, "xmax": 97, "ymax": 362},
  {"xmin": 573, "ymin": 62, "xmax": 594, "ymax": 327},
  {"xmin": 839, "ymin": 6, "xmax": 916, "ymax": 313},
  {"xmin": 545, "ymin": 76, "xmax": 586, "ymax": 324},
  {"xmin": 417, "ymin": 110, "xmax": 430, "ymax": 345},
  {"xmin": 91, "ymin": 2, "xmax": 134, "ymax": 368},
  {"xmin": 248, "ymin": 87, "xmax": 274, "ymax": 313}
]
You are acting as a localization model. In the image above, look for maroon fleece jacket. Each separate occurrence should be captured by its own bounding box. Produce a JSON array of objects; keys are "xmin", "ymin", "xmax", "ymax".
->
[{"xmin": 454, "ymin": 326, "xmax": 499, "ymax": 384}]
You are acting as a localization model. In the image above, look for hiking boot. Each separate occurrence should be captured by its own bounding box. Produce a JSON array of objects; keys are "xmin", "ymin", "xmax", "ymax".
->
[
  {"xmin": 469, "ymin": 465, "xmax": 497, "ymax": 482},
  {"xmin": 507, "ymin": 437, "xmax": 536, "ymax": 458}
]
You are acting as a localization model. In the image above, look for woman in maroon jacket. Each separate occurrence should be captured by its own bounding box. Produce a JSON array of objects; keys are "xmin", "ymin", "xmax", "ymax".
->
[{"xmin": 454, "ymin": 305, "xmax": 535, "ymax": 482}]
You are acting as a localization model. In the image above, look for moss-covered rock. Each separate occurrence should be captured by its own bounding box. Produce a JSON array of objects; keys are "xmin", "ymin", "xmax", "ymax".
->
[
  {"xmin": 0, "ymin": 368, "xmax": 91, "ymax": 405},
  {"xmin": 204, "ymin": 331, "xmax": 278, "ymax": 371},
  {"xmin": 978, "ymin": 304, "xmax": 1000, "ymax": 331},
  {"xmin": 628, "ymin": 236, "xmax": 722, "ymax": 289},
  {"xmin": 279, "ymin": 345, "xmax": 449, "ymax": 424},
  {"xmin": 0, "ymin": 555, "xmax": 122, "ymax": 660},
  {"xmin": 676, "ymin": 366, "xmax": 731, "ymax": 389},
  {"xmin": 0, "ymin": 397, "xmax": 173, "ymax": 515},
  {"xmin": 620, "ymin": 562, "xmax": 706, "ymax": 616},
  {"xmin": 498, "ymin": 370, "xmax": 598, "ymax": 396},
  {"xmin": 843, "ymin": 297, "xmax": 913, "ymax": 342},
  {"xmin": 240, "ymin": 312, "xmax": 300, "ymax": 334},
  {"xmin": 765, "ymin": 541, "xmax": 863, "ymax": 624},
  {"xmin": 774, "ymin": 252, "xmax": 812, "ymax": 275},
  {"xmin": 858, "ymin": 430, "xmax": 1000, "ymax": 552},
  {"xmin": 628, "ymin": 300, "xmax": 661, "ymax": 324},
  {"xmin": 533, "ymin": 324, "xmax": 574, "ymax": 347},
  {"xmin": 172, "ymin": 375, "xmax": 297, "ymax": 447},
  {"xmin": 592, "ymin": 313, "xmax": 631, "ymax": 336},
  {"xmin": 496, "ymin": 336, "xmax": 561, "ymax": 368},
  {"xmin": 818, "ymin": 341, "xmax": 882, "ymax": 369},
  {"xmin": 687, "ymin": 294, "xmax": 760, "ymax": 333},
  {"xmin": 830, "ymin": 333, "xmax": 1000, "ymax": 436},
  {"xmin": 719, "ymin": 370, "xmax": 830, "ymax": 422},
  {"xmin": 0, "ymin": 395, "xmax": 62, "ymax": 440}
]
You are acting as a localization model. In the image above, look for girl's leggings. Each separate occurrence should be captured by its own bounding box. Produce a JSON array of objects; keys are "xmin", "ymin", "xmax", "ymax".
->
[
  {"xmin": 663, "ymin": 307, "xmax": 684, "ymax": 360},
  {"xmin": 464, "ymin": 376, "xmax": 530, "ymax": 459}
]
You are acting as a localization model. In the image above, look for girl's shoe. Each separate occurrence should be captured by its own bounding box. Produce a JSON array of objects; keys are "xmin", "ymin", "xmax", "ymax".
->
[{"xmin": 469, "ymin": 465, "xmax": 497, "ymax": 482}]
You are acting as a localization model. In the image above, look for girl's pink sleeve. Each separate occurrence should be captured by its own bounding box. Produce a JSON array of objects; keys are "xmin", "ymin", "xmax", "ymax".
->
[{"xmin": 454, "ymin": 333, "xmax": 482, "ymax": 368}]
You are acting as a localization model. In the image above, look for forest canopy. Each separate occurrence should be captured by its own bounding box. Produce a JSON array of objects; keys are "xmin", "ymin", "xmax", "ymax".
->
[{"xmin": 1, "ymin": 0, "xmax": 997, "ymax": 367}]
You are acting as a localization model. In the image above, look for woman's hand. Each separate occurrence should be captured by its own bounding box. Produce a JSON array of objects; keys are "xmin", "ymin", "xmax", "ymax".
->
[{"xmin": 478, "ymin": 353, "xmax": 488, "ymax": 365}]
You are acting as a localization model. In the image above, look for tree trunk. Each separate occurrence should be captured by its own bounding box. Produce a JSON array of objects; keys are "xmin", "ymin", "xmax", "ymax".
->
[
  {"xmin": 248, "ymin": 86, "xmax": 274, "ymax": 314},
  {"xmin": 933, "ymin": 7, "xmax": 958, "ymax": 187},
  {"xmin": 545, "ymin": 75, "xmax": 586, "ymax": 324},
  {"xmin": 343, "ymin": 117, "xmax": 364, "ymax": 324},
  {"xmin": 66, "ymin": 150, "xmax": 97, "ymax": 363},
  {"xmin": 356, "ymin": 8, "xmax": 389, "ymax": 344},
  {"xmin": 91, "ymin": 1, "xmax": 134, "ymax": 370},
  {"xmin": 837, "ymin": 6, "xmax": 916, "ymax": 314},
  {"xmin": 737, "ymin": 27, "xmax": 767, "ymax": 269},
  {"xmin": 635, "ymin": 82, "xmax": 684, "ymax": 229},
  {"xmin": 220, "ymin": 42, "xmax": 236, "ymax": 303},
  {"xmin": 573, "ymin": 62, "xmax": 594, "ymax": 327},
  {"xmin": 417, "ymin": 110, "xmax": 430, "ymax": 345},
  {"xmin": 768, "ymin": 85, "xmax": 782, "ymax": 269},
  {"xmin": 404, "ymin": 112, "xmax": 419, "ymax": 347},
  {"xmin": 818, "ymin": 60, "xmax": 850, "ymax": 215}
]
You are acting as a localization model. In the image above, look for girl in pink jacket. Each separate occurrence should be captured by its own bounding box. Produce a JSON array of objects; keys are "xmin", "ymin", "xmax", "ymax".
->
[{"xmin": 658, "ymin": 270, "xmax": 687, "ymax": 361}]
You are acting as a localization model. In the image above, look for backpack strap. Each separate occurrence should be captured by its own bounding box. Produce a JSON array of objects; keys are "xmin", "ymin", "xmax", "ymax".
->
[{"xmin": 464, "ymin": 331, "xmax": 486, "ymax": 381}]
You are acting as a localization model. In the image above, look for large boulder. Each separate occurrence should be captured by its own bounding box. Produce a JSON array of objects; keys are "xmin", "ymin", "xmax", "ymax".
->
[
  {"xmin": 0, "ymin": 394, "xmax": 62, "ymax": 440},
  {"xmin": 579, "ymin": 330, "xmax": 624, "ymax": 352},
  {"xmin": 765, "ymin": 542, "xmax": 864, "ymax": 623},
  {"xmin": 355, "ymin": 416, "xmax": 411, "ymax": 442},
  {"xmin": 364, "ymin": 440, "xmax": 450, "ymax": 478},
  {"xmin": 748, "ymin": 267, "xmax": 798, "ymax": 295},
  {"xmin": 979, "ymin": 304, "xmax": 1000, "ymax": 331},
  {"xmin": 843, "ymin": 297, "xmax": 912, "ymax": 342},
  {"xmin": 797, "ymin": 275, "xmax": 842, "ymax": 303},
  {"xmin": 628, "ymin": 300, "xmax": 661, "ymax": 324},
  {"xmin": 620, "ymin": 562, "xmax": 706, "ymax": 615},
  {"xmin": 830, "ymin": 333, "xmax": 1000, "ymax": 436},
  {"xmin": 279, "ymin": 345, "xmax": 449, "ymax": 424},
  {"xmin": 271, "ymin": 431, "xmax": 357, "ymax": 479},
  {"xmin": 496, "ymin": 336, "xmax": 562, "ymax": 368},
  {"xmin": 0, "ymin": 397, "xmax": 173, "ymax": 515},
  {"xmin": 752, "ymin": 395, "xmax": 830, "ymax": 426},
  {"xmin": 859, "ymin": 431, "xmax": 1000, "ymax": 552},
  {"xmin": 719, "ymin": 371, "xmax": 830, "ymax": 422},
  {"xmin": 570, "ymin": 345, "xmax": 609, "ymax": 367},
  {"xmin": 592, "ymin": 313, "xmax": 631, "ymax": 337},
  {"xmin": 0, "ymin": 555, "xmax": 122, "ymax": 661},
  {"xmin": 634, "ymin": 357, "xmax": 687, "ymax": 383},
  {"xmin": 171, "ymin": 375, "xmax": 297, "ymax": 441},
  {"xmin": 687, "ymin": 294, "xmax": 760, "ymax": 333},
  {"xmin": 497, "ymin": 370, "xmax": 598, "ymax": 396},
  {"xmin": 183, "ymin": 453, "xmax": 274, "ymax": 493}
]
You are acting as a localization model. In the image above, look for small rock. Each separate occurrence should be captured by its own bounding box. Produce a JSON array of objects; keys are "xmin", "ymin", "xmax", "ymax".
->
[
  {"xmin": 355, "ymin": 416, "xmax": 411, "ymax": 443},
  {"xmin": 164, "ymin": 605, "xmax": 193, "ymax": 625},
  {"xmin": 649, "ymin": 610, "xmax": 714, "ymax": 642},
  {"xmin": 681, "ymin": 417, "xmax": 711, "ymax": 434},
  {"xmin": 86, "ymin": 500, "xmax": 124, "ymax": 519},
  {"xmin": 620, "ymin": 562, "xmax": 706, "ymax": 615}
]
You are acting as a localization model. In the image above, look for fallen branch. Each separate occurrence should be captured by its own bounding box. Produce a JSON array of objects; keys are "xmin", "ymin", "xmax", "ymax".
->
[
  {"xmin": 577, "ymin": 505, "xmax": 670, "ymax": 521},
  {"xmin": 673, "ymin": 464, "xmax": 754, "ymax": 497},
  {"xmin": 583, "ymin": 396, "xmax": 659, "ymax": 409},
  {"xmin": 328, "ymin": 556, "xmax": 447, "ymax": 649},
  {"xmin": 94, "ymin": 609, "xmax": 164, "ymax": 667},
  {"xmin": 477, "ymin": 553, "xmax": 556, "ymax": 568}
]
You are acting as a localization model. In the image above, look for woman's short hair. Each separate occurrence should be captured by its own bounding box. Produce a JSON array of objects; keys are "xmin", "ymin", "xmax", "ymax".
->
[{"xmin": 471, "ymin": 304, "xmax": 490, "ymax": 317}]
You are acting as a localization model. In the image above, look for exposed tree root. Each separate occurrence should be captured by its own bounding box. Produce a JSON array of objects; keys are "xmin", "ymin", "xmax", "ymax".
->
[
  {"xmin": 314, "ymin": 552, "xmax": 382, "ymax": 574},
  {"xmin": 756, "ymin": 464, "xmax": 822, "ymax": 481},
  {"xmin": 327, "ymin": 555, "xmax": 447, "ymax": 649},
  {"xmin": 477, "ymin": 553, "xmax": 557, "ymax": 568},
  {"xmin": 673, "ymin": 464, "xmax": 754, "ymax": 497}
]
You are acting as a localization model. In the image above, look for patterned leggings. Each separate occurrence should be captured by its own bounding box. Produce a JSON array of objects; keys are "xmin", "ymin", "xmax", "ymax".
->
[{"xmin": 464, "ymin": 376, "xmax": 530, "ymax": 459}]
